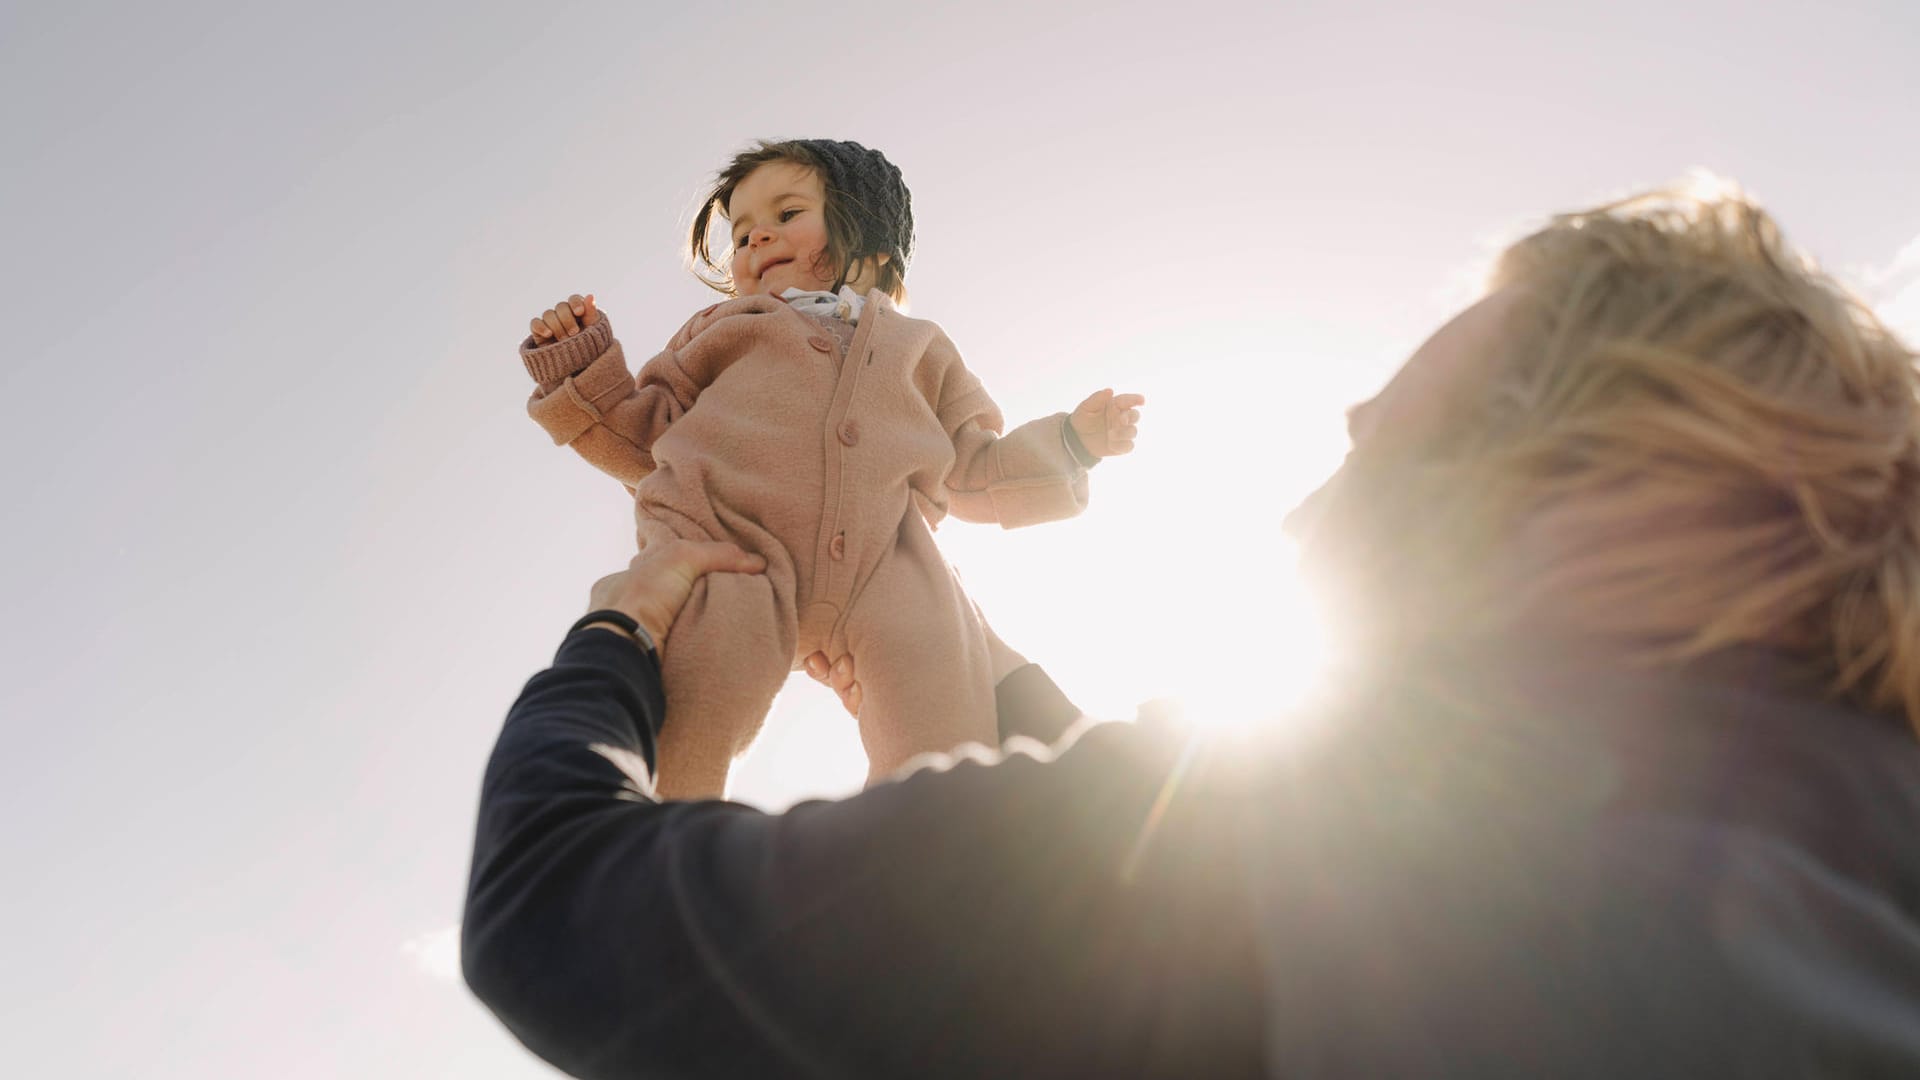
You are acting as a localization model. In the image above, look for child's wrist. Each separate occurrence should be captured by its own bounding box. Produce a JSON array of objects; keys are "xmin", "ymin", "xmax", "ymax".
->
[{"xmin": 1061, "ymin": 417, "xmax": 1101, "ymax": 467}]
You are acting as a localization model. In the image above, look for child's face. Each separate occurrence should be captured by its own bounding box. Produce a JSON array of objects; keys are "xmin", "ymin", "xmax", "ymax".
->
[{"xmin": 726, "ymin": 162, "xmax": 840, "ymax": 297}]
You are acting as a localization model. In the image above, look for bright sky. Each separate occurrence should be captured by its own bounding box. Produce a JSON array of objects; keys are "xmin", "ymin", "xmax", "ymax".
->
[{"xmin": 4, "ymin": 2, "xmax": 1917, "ymax": 1076}]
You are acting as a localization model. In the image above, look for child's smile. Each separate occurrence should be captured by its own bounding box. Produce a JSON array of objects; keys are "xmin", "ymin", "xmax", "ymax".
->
[{"xmin": 727, "ymin": 162, "xmax": 836, "ymax": 296}]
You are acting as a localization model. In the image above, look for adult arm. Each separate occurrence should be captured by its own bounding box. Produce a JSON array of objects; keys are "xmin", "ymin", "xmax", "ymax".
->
[
  {"xmin": 463, "ymin": 630, "xmax": 1261, "ymax": 1079},
  {"xmin": 994, "ymin": 662, "xmax": 1087, "ymax": 745}
]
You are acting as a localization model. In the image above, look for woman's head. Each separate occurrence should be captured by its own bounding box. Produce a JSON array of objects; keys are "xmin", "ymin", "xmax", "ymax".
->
[
  {"xmin": 689, "ymin": 139, "xmax": 913, "ymax": 302},
  {"xmin": 1298, "ymin": 182, "xmax": 1920, "ymax": 732}
]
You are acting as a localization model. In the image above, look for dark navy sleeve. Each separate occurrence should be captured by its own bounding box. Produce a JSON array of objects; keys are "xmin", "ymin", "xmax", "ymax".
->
[
  {"xmin": 462, "ymin": 629, "xmax": 1263, "ymax": 1079},
  {"xmin": 995, "ymin": 661, "xmax": 1085, "ymax": 746}
]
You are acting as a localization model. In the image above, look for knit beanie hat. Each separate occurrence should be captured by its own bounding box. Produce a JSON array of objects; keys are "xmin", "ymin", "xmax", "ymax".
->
[{"xmin": 793, "ymin": 139, "xmax": 914, "ymax": 278}]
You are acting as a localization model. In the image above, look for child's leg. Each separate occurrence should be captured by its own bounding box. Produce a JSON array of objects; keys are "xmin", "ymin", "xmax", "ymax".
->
[
  {"xmin": 840, "ymin": 521, "xmax": 1000, "ymax": 784},
  {"xmin": 638, "ymin": 515, "xmax": 798, "ymax": 800}
]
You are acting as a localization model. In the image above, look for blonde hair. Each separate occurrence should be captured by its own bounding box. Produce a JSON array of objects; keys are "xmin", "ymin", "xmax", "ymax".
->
[{"xmin": 1313, "ymin": 182, "xmax": 1920, "ymax": 733}]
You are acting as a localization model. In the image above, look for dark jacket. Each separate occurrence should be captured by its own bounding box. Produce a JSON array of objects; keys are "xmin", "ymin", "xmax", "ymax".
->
[{"xmin": 464, "ymin": 630, "xmax": 1920, "ymax": 1078}]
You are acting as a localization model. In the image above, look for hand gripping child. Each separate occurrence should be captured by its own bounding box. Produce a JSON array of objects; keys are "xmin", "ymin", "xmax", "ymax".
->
[{"xmin": 518, "ymin": 140, "xmax": 1143, "ymax": 799}]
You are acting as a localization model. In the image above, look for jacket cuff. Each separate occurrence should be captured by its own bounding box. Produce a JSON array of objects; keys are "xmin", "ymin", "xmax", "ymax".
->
[
  {"xmin": 526, "ymin": 334, "xmax": 639, "ymax": 447},
  {"xmin": 522, "ymin": 316, "xmax": 615, "ymax": 386}
]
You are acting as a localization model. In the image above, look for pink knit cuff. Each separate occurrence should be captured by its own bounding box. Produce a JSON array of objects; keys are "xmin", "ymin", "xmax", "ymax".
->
[{"xmin": 522, "ymin": 316, "xmax": 615, "ymax": 386}]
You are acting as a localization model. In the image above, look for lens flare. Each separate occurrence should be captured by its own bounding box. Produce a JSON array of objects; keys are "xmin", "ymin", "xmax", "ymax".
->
[{"xmin": 1161, "ymin": 538, "xmax": 1336, "ymax": 738}]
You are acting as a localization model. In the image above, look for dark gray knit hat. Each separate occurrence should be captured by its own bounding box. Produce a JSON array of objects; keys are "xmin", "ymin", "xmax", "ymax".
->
[{"xmin": 794, "ymin": 139, "xmax": 914, "ymax": 277}]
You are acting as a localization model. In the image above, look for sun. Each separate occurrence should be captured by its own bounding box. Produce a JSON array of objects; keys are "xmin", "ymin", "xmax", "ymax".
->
[{"xmin": 1154, "ymin": 537, "xmax": 1338, "ymax": 737}]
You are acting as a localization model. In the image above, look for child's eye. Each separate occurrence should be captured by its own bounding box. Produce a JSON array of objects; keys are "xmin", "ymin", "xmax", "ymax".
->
[
  {"xmin": 735, "ymin": 234, "xmax": 749, "ymax": 249},
  {"xmin": 780, "ymin": 208, "xmax": 803, "ymax": 222}
]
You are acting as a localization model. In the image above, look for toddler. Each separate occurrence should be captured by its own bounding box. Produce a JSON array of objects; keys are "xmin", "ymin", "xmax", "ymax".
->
[{"xmin": 518, "ymin": 139, "xmax": 1143, "ymax": 798}]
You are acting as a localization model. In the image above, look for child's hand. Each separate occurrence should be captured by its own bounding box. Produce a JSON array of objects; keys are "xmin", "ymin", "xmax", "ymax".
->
[
  {"xmin": 529, "ymin": 293, "xmax": 602, "ymax": 343},
  {"xmin": 1069, "ymin": 389, "xmax": 1146, "ymax": 457}
]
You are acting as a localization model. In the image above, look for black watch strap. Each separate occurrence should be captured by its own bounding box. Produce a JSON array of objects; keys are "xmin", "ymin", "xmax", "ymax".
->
[{"xmin": 568, "ymin": 609, "xmax": 657, "ymax": 654}]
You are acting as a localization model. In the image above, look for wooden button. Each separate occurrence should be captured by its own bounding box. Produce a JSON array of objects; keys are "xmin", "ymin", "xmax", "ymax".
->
[
  {"xmin": 829, "ymin": 532, "xmax": 846, "ymax": 560},
  {"xmin": 808, "ymin": 335, "xmax": 833, "ymax": 352},
  {"xmin": 838, "ymin": 420, "xmax": 859, "ymax": 446}
]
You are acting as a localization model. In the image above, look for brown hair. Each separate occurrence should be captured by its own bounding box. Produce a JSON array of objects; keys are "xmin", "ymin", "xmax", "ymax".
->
[
  {"xmin": 1307, "ymin": 182, "xmax": 1920, "ymax": 733},
  {"xmin": 688, "ymin": 140, "xmax": 908, "ymax": 302}
]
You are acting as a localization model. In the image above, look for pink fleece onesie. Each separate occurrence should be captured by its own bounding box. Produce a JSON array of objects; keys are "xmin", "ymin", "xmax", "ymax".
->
[{"xmin": 520, "ymin": 290, "xmax": 1091, "ymax": 797}]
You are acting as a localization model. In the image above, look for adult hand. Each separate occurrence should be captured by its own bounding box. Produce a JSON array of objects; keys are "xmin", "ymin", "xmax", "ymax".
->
[
  {"xmin": 802, "ymin": 652, "xmax": 863, "ymax": 716},
  {"xmin": 529, "ymin": 293, "xmax": 602, "ymax": 343},
  {"xmin": 802, "ymin": 603, "xmax": 1031, "ymax": 717},
  {"xmin": 1069, "ymin": 388, "xmax": 1146, "ymax": 457},
  {"xmin": 587, "ymin": 539, "xmax": 766, "ymax": 649}
]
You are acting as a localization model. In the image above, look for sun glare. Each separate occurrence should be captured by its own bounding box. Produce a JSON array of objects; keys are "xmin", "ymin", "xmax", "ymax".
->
[{"xmin": 1158, "ymin": 537, "xmax": 1337, "ymax": 737}]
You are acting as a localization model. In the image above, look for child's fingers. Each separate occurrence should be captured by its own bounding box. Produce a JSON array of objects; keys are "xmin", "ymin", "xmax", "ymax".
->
[
  {"xmin": 1111, "ymin": 393, "xmax": 1146, "ymax": 410},
  {"xmin": 528, "ymin": 293, "xmax": 601, "ymax": 343},
  {"xmin": 1078, "ymin": 388, "xmax": 1114, "ymax": 410}
]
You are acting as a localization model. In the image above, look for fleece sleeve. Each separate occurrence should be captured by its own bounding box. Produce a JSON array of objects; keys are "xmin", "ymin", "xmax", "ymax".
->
[
  {"xmin": 461, "ymin": 631, "xmax": 1263, "ymax": 1080},
  {"xmin": 520, "ymin": 315, "xmax": 701, "ymax": 489},
  {"xmin": 928, "ymin": 344, "xmax": 1092, "ymax": 528}
]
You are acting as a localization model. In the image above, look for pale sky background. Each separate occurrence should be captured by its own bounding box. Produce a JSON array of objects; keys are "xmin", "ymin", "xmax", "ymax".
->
[{"xmin": 3, "ymin": 1, "xmax": 1917, "ymax": 1076}]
